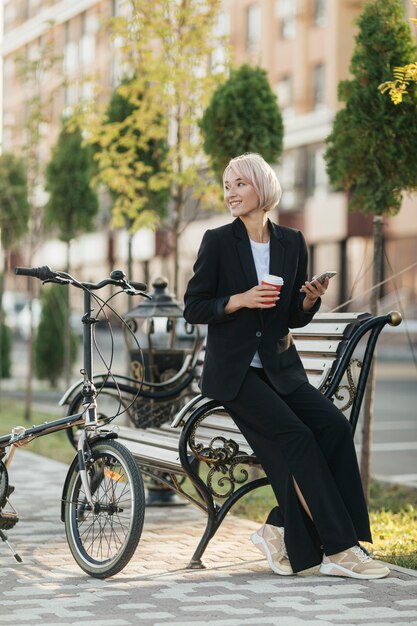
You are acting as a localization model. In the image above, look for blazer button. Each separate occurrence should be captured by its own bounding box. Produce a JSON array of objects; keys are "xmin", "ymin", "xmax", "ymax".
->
[{"xmin": 256, "ymin": 331, "xmax": 262, "ymax": 338}]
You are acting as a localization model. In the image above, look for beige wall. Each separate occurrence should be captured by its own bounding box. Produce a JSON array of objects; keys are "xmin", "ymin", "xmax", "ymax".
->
[{"xmin": 2, "ymin": 0, "xmax": 417, "ymax": 308}]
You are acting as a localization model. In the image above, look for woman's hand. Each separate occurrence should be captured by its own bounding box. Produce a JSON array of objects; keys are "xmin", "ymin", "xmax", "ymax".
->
[
  {"xmin": 300, "ymin": 276, "xmax": 329, "ymax": 311},
  {"xmin": 225, "ymin": 285, "xmax": 279, "ymax": 313}
]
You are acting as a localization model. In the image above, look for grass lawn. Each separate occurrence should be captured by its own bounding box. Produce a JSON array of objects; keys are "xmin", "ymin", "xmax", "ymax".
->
[
  {"xmin": 230, "ymin": 472, "xmax": 417, "ymax": 571},
  {"xmin": 0, "ymin": 399, "xmax": 76, "ymax": 465},
  {"xmin": 1, "ymin": 399, "xmax": 416, "ymax": 570}
]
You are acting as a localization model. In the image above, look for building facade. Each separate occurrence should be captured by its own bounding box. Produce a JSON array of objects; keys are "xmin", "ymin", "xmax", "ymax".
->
[{"xmin": 1, "ymin": 0, "xmax": 417, "ymax": 314}]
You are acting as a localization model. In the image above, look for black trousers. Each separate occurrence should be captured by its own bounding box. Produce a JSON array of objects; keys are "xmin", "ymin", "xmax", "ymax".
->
[{"xmin": 222, "ymin": 367, "xmax": 372, "ymax": 573}]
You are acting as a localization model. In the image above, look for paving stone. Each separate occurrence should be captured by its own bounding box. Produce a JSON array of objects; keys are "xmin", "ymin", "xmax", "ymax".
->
[{"xmin": 1, "ymin": 449, "xmax": 416, "ymax": 626}]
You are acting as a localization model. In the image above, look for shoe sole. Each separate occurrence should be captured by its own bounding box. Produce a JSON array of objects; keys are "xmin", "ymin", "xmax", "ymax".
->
[
  {"xmin": 250, "ymin": 532, "xmax": 293, "ymax": 576},
  {"xmin": 319, "ymin": 561, "xmax": 390, "ymax": 580}
]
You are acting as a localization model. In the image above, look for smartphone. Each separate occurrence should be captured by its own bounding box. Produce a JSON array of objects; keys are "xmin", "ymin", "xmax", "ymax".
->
[{"xmin": 312, "ymin": 271, "xmax": 337, "ymax": 284}]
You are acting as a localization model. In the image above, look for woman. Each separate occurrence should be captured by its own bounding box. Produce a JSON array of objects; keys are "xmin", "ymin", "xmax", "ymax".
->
[{"xmin": 184, "ymin": 153, "xmax": 389, "ymax": 579}]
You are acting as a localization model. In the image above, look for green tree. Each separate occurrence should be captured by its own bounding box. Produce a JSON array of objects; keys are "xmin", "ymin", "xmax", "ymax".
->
[
  {"xmin": 0, "ymin": 320, "xmax": 12, "ymax": 378},
  {"xmin": 200, "ymin": 64, "xmax": 284, "ymax": 182},
  {"xmin": 0, "ymin": 153, "xmax": 30, "ymax": 381},
  {"xmin": 0, "ymin": 154, "xmax": 30, "ymax": 255},
  {"xmin": 79, "ymin": 0, "xmax": 227, "ymax": 295},
  {"xmin": 324, "ymin": 0, "xmax": 417, "ymax": 500},
  {"xmin": 34, "ymin": 284, "xmax": 77, "ymax": 386},
  {"xmin": 44, "ymin": 120, "xmax": 97, "ymax": 384},
  {"xmin": 13, "ymin": 34, "xmax": 63, "ymax": 419},
  {"xmin": 45, "ymin": 121, "xmax": 98, "ymax": 254},
  {"xmin": 98, "ymin": 78, "xmax": 169, "ymax": 278},
  {"xmin": 380, "ymin": 0, "xmax": 417, "ymax": 103}
]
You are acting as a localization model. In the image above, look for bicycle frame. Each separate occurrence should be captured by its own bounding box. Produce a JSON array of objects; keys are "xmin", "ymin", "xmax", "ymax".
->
[{"xmin": 1, "ymin": 266, "xmax": 148, "ymax": 569}]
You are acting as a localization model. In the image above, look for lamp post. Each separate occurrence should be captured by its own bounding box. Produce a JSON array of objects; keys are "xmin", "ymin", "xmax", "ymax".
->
[{"xmin": 123, "ymin": 276, "xmax": 200, "ymax": 505}]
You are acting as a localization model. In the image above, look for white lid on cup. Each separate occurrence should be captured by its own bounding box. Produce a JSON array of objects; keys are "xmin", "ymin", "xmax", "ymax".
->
[{"xmin": 262, "ymin": 274, "xmax": 284, "ymax": 286}]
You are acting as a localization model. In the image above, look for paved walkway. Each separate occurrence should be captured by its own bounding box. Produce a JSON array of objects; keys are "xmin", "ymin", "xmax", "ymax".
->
[{"xmin": 1, "ymin": 450, "xmax": 417, "ymax": 626}]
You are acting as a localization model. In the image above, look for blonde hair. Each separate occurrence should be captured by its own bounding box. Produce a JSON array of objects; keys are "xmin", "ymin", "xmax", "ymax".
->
[{"xmin": 223, "ymin": 153, "xmax": 282, "ymax": 212}]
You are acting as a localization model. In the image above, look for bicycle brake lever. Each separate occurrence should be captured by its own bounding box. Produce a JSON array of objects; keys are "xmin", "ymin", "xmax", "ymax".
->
[
  {"xmin": 42, "ymin": 277, "xmax": 71, "ymax": 285},
  {"xmin": 125, "ymin": 289, "xmax": 152, "ymax": 299}
]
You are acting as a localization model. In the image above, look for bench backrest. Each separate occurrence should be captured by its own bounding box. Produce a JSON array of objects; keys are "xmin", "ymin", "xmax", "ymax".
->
[
  {"xmin": 193, "ymin": 312, "xmax": 370, "ymax": 393},
  {"xmin": 291, "ymin": 312, "xmax": 370, "ymax": 390}
]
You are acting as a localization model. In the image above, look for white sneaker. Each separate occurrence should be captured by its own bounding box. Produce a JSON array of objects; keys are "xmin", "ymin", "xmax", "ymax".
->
[
  {"xmin": 251, "ymin": 524, "xmax": 293, "ymax": 575},
  {"xmin": 319, "ymin": 545, "xmax": 390, "ymax": 580}
]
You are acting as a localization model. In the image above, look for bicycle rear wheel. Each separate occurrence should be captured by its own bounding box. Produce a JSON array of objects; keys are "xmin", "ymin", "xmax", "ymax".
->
[{"xmin": 64, "ymin": 439, "xmax": 145, "ymax": 578}]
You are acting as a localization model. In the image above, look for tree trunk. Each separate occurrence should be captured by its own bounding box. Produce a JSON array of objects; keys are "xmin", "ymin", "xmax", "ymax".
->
[
  {"xmin": 360, "ymin": 215, "xmax": 384, "ymax": 501},
  {"xmin": 128, "ymin": 233, "xmax": 133, "ymax": 281},
  {"xmin": 172, "ymin": 188, "xmax": 183, "ymax": 298}
]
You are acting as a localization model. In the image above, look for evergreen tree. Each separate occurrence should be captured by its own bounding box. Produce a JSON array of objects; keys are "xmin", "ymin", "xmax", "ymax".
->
[
  {"xmin": 103, "ymin": 78, "xmax": 169, "ymax": 221},
  {"xmin": 44, "ymin": 121, "xmax": 98, "ymax": 247},
  {"xmin": 200, "ymin": 64, "xmax": 284, "ymax": 182},
  {"xmin": 325, "ymin": 0, "xmax": 417, "ymax": 217},
  {"xmin": 324, "ymin": 0, "xmax": 417, "ymax": 499},
  {"xmin": 99, "ymin": 78, "xmax": 170, "ymax": 277},
  {"xmin": 34, "ymin": 284, "xmax": 77, "ymax": 386},
  {"xmin": 380, "ymin": 0, "xmax": 417, "ymax": 103},
  {"xmin": 0, "ymin": 319, "xmax": 11, "ymax": 379},
  {"xmin": 44, "ymin": 120, "xmax": 98, "ymax": 384},
  {"xmin": 0, "ymin": 153, "xmax": 30, "ymax": 381},
  {"xmin": 0, "ymin": 153, "xmax": 30, "ymax": 252}
]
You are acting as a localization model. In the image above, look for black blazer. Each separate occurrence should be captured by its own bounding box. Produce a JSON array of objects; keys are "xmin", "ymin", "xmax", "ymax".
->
[{"xmin": 183, "ymin": 217, "xmax": 321, "ymax": 401}]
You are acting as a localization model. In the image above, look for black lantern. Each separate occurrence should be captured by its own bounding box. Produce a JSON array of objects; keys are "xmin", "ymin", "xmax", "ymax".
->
[{"xmin": 123, "ymin": 276, "xmax": 201, "ymax": 505}]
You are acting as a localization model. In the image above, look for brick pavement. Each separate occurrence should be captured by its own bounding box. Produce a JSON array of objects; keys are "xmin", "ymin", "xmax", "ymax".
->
[{"xmin": 1, "ymin": 450, "xmax": 417, "ymax": 626}]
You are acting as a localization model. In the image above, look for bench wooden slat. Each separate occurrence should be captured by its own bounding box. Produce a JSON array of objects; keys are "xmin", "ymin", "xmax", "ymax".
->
[
  {"xmin": 292, "ymin": 323, "xmax": 353, "ymax": 337},
  {"xmin": 293, "ymin": 339, "xmax": 345, "ymax": 355},
  {"xmin": 122, "ymin": 439, "xmax": 184, "ymax": 472},
  {"xmin": 300, "ymin": 357, "xmax": 337, "ymax": 373},
  {"xmin": 118, "ymin": 426, "xmax": 180, "ymax": 451},
  {"xmin": 305, "ymin": 312, "xmax": 370, "ymax": 322}
]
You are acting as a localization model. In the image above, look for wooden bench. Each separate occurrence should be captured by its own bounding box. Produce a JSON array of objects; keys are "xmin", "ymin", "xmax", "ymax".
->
[{"xmin": 116, "ymin": 310, "xmax": 401, "ymax": 568}]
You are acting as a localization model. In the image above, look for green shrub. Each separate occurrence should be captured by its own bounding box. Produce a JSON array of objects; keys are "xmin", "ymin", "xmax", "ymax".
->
[
  {"xmin": 0, "ymin": 318, "xmax": 11, "ymax": 378},
  {"xmin": 34, "ymin": 285, "xmax": 78, "ymax": 386}
]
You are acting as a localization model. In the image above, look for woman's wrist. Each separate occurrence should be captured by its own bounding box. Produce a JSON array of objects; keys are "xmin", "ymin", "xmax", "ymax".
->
[
  {"xmin": 224, "ymin": 293, "xmax": 243, "ymax": 314},
  {"xmin": 303, "ymin": 296, "xmax": 318, "ymax": 312}
]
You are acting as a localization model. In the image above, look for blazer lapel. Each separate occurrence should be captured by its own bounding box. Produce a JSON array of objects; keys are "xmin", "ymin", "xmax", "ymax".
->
[
  {"xmin": 233, "ymin": 218, "xmax": 259, "ymax": 289},
  {"xmin": 268, "ymin": 220, "xmax": 287, "ymax": 279}
]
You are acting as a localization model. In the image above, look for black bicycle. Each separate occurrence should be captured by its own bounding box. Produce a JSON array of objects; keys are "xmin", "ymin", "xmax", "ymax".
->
[{"xmin": 0, "ymin": 266, "xmax": 148, "ymax": 578}]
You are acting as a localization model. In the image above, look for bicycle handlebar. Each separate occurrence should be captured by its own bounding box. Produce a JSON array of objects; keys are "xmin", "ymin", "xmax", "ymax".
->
[{"xmin": 15, "ymin": 265, "xmax": 147, "ymax": 294}]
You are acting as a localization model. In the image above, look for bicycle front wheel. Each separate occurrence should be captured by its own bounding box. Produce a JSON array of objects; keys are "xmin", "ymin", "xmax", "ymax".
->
[{"xmin": 64, "ymin": 439, "xmax": 145, "ymax": 578}]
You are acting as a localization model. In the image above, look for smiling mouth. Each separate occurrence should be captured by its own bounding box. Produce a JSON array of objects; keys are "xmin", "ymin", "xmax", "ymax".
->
[{"xmin": 229, "ymin": 201, "xmax": 242, "ymax": 208}]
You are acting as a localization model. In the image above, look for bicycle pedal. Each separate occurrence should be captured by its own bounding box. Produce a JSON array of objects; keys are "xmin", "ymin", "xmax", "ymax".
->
[{"xmin": 0, "ymin": 512, "xmax": 19, "ymax": 531}]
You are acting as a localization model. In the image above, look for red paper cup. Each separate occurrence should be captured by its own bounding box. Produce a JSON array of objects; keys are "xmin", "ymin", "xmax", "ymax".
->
[{"xmin": 261, "ymin": 274, "xmax": 284, "ymax": 293}]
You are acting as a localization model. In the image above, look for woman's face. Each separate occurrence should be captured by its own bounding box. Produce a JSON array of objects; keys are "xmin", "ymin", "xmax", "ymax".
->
[{"xmin": 224, "ymin": 171, "xmax": 260, "ymax": 218}]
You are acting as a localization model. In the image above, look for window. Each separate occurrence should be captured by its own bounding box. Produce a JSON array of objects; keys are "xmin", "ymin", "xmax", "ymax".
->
[
  {"xmin": 211, "ymin": 12, "xmax": 230, "ymax": 73},
  {"xmin": 276, "ymin": 0, "xmax": 296, "ymax": 39},
  {"xmin": 314, "ymin": 0, "xmax": 326, "ymax": 27},
  {"xmin": 246, "ymin": 4, "xmax": 261, "ymax": 51},
  {"xmin": 277, "ymin": 152, "xmax": 296, "ymax": 211},
  {"xmin": 4, "ymin": 1, "xmax": 18, "ymax": 31},
  {"xmin": 305, "ymin": 145, "xmax": 328, "ymax": 198},
  {"xmin": 276, "ymin": 76, "xmax": 293, "ymax": 117},
  {"xmin": 313, "ymin": 63, "xmax": 325, "ymax": 109},
  {"xmin": 79, "ymin": 13, "xmax": 97, "ymax": 68},
  {"xmin": 28, "ymin": 0, "xmax": 42, "ymax": 19},
  {"xmin": 64, "ymin": 21, "xmax": 78, "ymax": 75},
  {"xmin": 64, "ymin": 40, "xmax": 78, "ymax": 74}
]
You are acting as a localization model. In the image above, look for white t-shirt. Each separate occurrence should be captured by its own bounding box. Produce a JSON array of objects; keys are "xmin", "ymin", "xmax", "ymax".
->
[{"xmin": 249, "ymin": 239, "xmax": 270, "ymax": 368}]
